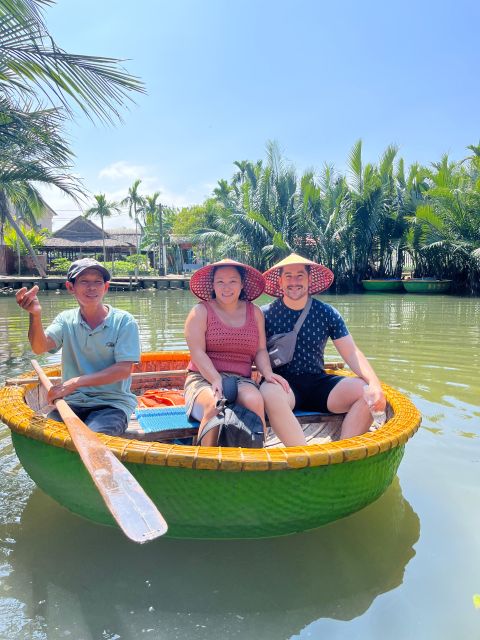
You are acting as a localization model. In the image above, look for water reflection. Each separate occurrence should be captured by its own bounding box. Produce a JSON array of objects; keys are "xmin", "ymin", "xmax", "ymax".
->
[
  {"xmin": 1, "ymin": 478, "xmax": 419, "ymax": 640},
  {"xmin": 1, "ymin": 290, "xmax": 479, "ymax": 639}
]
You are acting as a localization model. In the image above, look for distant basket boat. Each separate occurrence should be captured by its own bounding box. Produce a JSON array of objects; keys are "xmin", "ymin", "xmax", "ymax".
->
[
  {"xmin": 361, "ymin": 279, "xmax": 404, "ymax": 292},
  {"xmin": 402, "ymin": 279, "xmax": 452, "ymax": 293},
  {"xmin": 0, "ymin": 352, "xmax": 421, "ymax": 539}
]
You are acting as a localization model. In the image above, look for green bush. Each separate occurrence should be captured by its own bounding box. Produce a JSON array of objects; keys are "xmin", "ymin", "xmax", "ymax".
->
[
  {"xmin": 47, "ymin": 256, "xmax": 154, "ymax": 276},
  {"xmin": 49, "ymin": 257, "xmax": 70, "ymax": 273},
  {"xmin": 104, "ymin": 259, "xmax": 153, "ymax": 276}
]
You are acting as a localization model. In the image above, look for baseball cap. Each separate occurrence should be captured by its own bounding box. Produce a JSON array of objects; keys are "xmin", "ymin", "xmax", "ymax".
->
[{"xmin": 67, "ymin": 258, "xmax": 111, "ymax": 283}]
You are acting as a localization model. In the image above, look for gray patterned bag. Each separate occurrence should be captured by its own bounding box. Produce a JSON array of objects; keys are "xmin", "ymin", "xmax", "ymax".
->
[{"xmin": 267, "ymin": 297, "xmax": 312, "ymax": 368}]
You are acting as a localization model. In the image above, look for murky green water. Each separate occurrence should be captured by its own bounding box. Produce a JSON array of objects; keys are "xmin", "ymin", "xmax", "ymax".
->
[{"xmin": 0, "ymin": 289, "xmax": 479, "ymax": 640}]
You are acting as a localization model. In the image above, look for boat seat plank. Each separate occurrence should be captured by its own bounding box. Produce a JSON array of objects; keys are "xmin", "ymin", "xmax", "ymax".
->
[{"xmin": 123, "ymin": 406, "xmax": 343, "ymax": 443}]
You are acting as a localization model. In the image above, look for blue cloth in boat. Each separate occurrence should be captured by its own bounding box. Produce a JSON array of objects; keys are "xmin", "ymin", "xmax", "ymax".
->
[
  {"xmin": 262, "ymin": 297, "xmax": 349, "ymax": 375},
  {"xmin": 135, "ymin": 406, "xmax": 199, "ymax": 432},
  {"xmin": 135, "ymin": 406, "xmax": 322, "ymax": 434},
  {"xmin": 45, "ymin": 305, "xmax": 140, "ymax": 420}
]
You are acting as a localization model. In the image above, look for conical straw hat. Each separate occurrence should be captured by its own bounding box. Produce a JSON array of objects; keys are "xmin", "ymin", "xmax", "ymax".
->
[
  {"xmin": 263, "ymin": 253, "xmax": 334, "ymax": 297},
  {"xmin": 190, "ymin": 259, "xmax": 265, "ymax": 301}
]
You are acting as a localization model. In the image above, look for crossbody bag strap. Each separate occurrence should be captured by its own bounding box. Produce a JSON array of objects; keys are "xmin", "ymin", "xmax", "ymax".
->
[
  {"xmin": 195, "ymin": 396, "xmax": 229, "ymax": 445},
  {"xmin": 292, "ymin": 296, "xmax": 312, "ymax": 335}
]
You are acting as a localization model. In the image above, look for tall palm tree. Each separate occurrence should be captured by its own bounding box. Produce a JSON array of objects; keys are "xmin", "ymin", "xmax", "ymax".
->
[
  {"xmin": 142, "ymin": 192, "xmax": 165, "ymax": 274},
  {"xmin": 121, "ymin": 179, "xmax": 145, "ymax": 278},
  {"xmin": 84, "ymin": 194, "xmax": 120, "ymax": 262}
]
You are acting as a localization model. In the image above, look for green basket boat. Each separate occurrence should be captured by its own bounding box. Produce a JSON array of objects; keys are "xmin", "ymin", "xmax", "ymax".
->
[
  {"xmin": 361, "ymin": 279, "xmax": 404, "ymax": 292},
  {"xmin": 0, "ymin": 352, "xmax": 421, "ymax": 539},
  {"xmin": 402, "ymin": 279, "xmax": 452, "ymax": 293}
]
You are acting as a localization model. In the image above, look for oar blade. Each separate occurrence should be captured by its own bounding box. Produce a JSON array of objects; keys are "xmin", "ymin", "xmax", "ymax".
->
[
  {"xmin": 59, "ymin": 404, "xmax": 168, "ymax": 543},
  {"xmin": 30, "ymin": 360, "xmax": 168, "ymax": 543},
  {"xmin": 87, "ymin": 444, "xmax": 168, "ymax": 542}
]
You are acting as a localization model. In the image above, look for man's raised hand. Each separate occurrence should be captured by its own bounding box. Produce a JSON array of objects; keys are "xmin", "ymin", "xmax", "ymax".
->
[{"xmin": 16, "ymin": 286, "xmax": 42, "ymax": 316}]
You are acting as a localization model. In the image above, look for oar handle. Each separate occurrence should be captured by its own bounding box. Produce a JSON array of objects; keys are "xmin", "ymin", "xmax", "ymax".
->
[{"xmin": 31, "ymin": 359, "xmax": 54, "ymax": 392}]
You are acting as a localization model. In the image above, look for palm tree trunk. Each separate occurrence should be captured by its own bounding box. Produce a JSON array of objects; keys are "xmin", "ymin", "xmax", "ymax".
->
[
  {"xmin": 101, "ymin": 215, "xmax": 106, "ymax": 262},
  {"xmin": 133, "ymin": 204, "xmax": 139, "ymax": 280},
  {"xmin": 16, "ymin": 236, "xmax": 21, "ymax": 275},
  {"xmin": 158, "ymin": 204, "xmax": 164, "ymax": 276},
  {"xmin": 0, "ymin": 192, "xmax": 47, "ymax": 277}
]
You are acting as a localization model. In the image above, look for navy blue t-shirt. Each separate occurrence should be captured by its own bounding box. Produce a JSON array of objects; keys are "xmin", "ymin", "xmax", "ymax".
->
[{"xmin": 262, "ymin": 297, "xmax": 349, "ymax": 375}]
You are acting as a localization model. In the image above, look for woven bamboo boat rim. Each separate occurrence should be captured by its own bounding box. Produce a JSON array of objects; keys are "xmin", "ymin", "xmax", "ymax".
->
[{"xmin": 0, "ymin": 352, "xmax": 421, "ymax": 472}]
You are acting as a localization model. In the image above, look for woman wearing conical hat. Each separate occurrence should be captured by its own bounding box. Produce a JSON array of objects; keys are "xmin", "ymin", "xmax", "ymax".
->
[
  {"xmin": 260, "ymin": 253, "xmax": 386, "ymax": 445},
  {"xmin": 184, "ymin": 259, "xmax": 290, "ymax": 446}
]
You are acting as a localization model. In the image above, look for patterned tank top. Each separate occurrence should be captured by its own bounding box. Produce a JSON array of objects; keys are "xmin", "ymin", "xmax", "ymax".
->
[{"xmin": 188, "ymin": 301, "xmax": 259, "ymax": 377}]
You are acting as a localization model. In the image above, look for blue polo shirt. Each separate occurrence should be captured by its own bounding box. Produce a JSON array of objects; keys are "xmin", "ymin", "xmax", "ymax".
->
[{"xmin": 45, "ymin": 305, "xmax": 140, "ymax": 418}]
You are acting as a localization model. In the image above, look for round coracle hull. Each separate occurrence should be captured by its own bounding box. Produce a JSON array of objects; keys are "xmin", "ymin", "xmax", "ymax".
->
[
  {"xmin": 361, "ymin": 279, "xmax": 404, "ymax": 291},
  {"xmin": 402, "ymin": 279, "xmax": 452, "ymax": 293},
  {"xmin": 0, "ymin": 352, "xmax": 421, "ymax": 539}
]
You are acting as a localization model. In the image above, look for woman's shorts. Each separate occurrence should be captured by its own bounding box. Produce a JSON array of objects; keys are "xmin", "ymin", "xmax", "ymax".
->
[
  {"xmin": 184, "ymin": 371, "xmax": 258, "ymax": 419},
  {"xmin": 284, "ymin": 372, "xmax": 345, "ymax": 414}
]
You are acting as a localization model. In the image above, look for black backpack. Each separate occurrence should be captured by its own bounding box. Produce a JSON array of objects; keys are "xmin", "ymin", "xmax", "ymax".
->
[{"xmin": 196, "ymin": 376, "xmax": 264, "ymax": 448}]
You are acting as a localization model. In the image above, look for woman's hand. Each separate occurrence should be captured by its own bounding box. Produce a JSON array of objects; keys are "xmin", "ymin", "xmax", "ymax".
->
[
  {"xmin": 262, "ymin": 372, "xmax": 290, "ymax": 394},
  {"xmin": 211, "ymin": 375, "xmax": 223, "ymax": 402}
]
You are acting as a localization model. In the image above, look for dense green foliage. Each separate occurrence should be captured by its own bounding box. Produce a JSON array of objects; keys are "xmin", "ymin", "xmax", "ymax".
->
[
  {"xmin": 3, "ymin": 223, "xmax": 47, "ymax": 255},
  {"xmin": 189, "ymin": 141, "xmax": 480, "ymax": 294},
  {"xmin": 104, "ymin": 259, "xmax": 153, "ymax": 276},
  {"xmin": 49, "ymin": 256, "xmax": 70, "ymax": 273}
]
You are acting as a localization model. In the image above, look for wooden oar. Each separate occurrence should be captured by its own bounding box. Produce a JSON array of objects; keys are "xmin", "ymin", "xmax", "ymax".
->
[{"xmin": 30, "ymin": 360, "xmax": 168, "ymax": 543}]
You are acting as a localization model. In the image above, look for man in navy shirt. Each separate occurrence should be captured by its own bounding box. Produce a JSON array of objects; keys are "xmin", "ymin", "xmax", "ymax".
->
[{"xmin": 261, "ymin": 253, "xmax": 386, "ymax": 445}]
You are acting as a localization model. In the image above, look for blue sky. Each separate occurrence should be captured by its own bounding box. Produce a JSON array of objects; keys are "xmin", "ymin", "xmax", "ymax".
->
[{"xmin": 43, "ymin": 0, "xmax": 480, "ymax": 230}]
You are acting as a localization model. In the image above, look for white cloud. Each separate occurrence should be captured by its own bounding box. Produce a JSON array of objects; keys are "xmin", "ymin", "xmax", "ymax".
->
[
  {"xmin": 39, "ymin": 162, "xmax": 214, "ymax": 231},
  {"xmin": 98, "ymin": 161, "xmax": 148, "ymax": 181}
]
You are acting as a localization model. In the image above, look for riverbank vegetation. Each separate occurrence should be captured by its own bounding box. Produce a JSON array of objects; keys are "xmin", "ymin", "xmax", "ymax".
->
[{"xmin": 174, "ymin": 141, "xmax": 480, "ymax": 294}]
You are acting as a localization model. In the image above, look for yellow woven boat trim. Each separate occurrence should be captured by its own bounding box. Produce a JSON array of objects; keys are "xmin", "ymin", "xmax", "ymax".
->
[{"xmin": 0, "ymin": 356, "xmax": 421, "ymax": 472}]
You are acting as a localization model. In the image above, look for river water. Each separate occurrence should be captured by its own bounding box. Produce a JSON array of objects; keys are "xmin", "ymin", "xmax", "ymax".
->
[{"xmin": 0, "ymin": 289, "xmax": 479, "ymax": 640}]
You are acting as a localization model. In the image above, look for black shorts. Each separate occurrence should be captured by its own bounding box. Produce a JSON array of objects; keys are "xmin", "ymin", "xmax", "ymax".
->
[{"xmin": 285, "ymin": 372, "xmax": 344, "ymax": 414}]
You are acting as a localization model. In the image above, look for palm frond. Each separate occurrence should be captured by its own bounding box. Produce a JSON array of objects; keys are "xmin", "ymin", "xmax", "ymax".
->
[{"xmin": 0, "ymin": 2, "xmax": 145, "ymax": 123}]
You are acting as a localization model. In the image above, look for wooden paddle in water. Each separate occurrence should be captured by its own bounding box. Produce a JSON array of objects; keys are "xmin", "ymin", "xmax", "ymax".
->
[{"xmin": 31, "ymin": 360, "xmax": 168, "ymax": 543}]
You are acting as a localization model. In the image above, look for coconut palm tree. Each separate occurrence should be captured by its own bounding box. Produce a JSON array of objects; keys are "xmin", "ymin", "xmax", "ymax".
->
[
  {"xmin": 142, "ymin": 192, "xmax": 163, "ymax": 273},
  {"xmin": 0, "ymin": 96, "xmax": 82, "ymax": 276},
  {"xmin": 199, "ymin": 143, "xmax": 297, "ymax": 269},
  {"xmin": 121, "ymin": 179, "xmax": 145, "ymax": 278},
  {"xmin": 411, "ymin": 152, "xmax": 480, "ymax": 289},
  {"xmin": 84, "ymin": 194, "xmax": 120, "ymax": 262}
]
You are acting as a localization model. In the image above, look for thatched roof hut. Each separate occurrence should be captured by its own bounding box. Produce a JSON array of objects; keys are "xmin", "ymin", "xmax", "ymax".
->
[{"xmin": 42, "ymin": 217, "xmax": 135, "ymax": 261}]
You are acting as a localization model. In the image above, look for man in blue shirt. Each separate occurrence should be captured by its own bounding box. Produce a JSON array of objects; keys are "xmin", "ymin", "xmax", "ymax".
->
[
  {"xmin": 261, "ymin": 253, "xmax": 386, "ymax": 446},
  {"xmin": 16, "ymin": 258, "xmax": 140, "ymax": 435}
]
